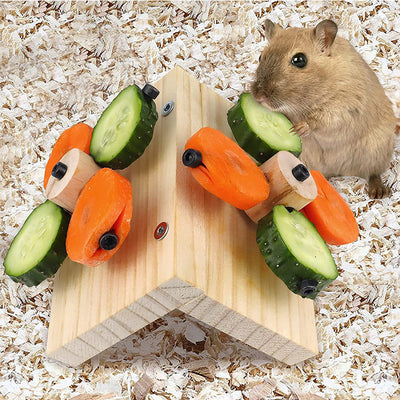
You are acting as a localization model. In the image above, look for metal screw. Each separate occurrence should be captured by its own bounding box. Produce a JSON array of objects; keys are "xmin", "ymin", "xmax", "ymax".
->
[
  {"xmin": 154, "ymin": 222, "xmax": 169, "ymax": 240},
  {"xmin": 299, "ymin": 279, "xmax": 318, "ymax": 297},
  {"xmin": 182, "ymin": 148, "xmax": 203, "ymax": 168},
  {"xmin": 99, "ymin": 229, "xmax": 119, "ymax": 250},
  {"xmin": 51, "ymin": 162, "xmax": 68, "ymax": 180},
  {"xmin": 162, "ymin": 101, "xmax": 174, "ymax": 116},
  {"xmin": 292, "ymin": 164, "xmax": 310, "ymax": 182},
  {"xmin": 142, "ymin": 84, "xmax": 159, "ymax": 101}
]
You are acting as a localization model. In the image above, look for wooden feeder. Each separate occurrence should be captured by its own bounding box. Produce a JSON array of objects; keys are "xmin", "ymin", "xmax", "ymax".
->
[{"xmin": 46, "ymin": 67, "xmax": 319, "ymax": 367}]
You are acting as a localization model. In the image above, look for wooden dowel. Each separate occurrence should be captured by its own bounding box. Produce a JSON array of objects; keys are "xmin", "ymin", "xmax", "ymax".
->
[
  {"xmin": 245, "ymin": 151, "xmax": 317, "ymax": 222},
  {"xmin": 46, "ymin": 149, "xmax": 100, "ymax": 213}
]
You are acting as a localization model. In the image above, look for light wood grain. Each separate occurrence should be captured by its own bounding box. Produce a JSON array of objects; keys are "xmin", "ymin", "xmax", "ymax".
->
[
  {"xmin": 245, "ymin": 151, "xmax": 318, "ymax": 222},
  {"xmin": 47, "ymin": 66, "xmax": 318, "ymax": 367},
  {"xmin": 46, "ymin": 148, "xmax": 100, "ymax": 213}
]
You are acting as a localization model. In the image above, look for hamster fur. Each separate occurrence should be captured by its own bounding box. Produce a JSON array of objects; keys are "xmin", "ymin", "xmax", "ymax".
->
[{"xmin": 252, "ymin": 19, "xmax": 396, "ymax": 198}]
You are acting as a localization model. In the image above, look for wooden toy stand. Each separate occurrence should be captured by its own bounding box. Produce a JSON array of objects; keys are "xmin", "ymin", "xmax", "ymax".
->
[{"xmin": 46, "ymin": 67, "xmax": 318, "ymax": 367}]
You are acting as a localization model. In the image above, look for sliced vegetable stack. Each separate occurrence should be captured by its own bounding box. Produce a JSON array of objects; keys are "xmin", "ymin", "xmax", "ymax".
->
[
  {"xmin": 227, "ymin": 93, "xmax": 302, "ymax": 164},
  {"xmin": 90, "ymin": 84, "xmax": 158, "ymax": 170},
  {"xmin": 4, "ymin": 201, "xmax": 70, "ymax": 286},
  {"xmin": 256, "ymin": 205, "xmax": 338, "ymax": 299},
  {"xmin": 301, "ymin": 170, "xmax": 359, "ymax": 245},
  {"xmin": 183, "ymin": 127, "xmax": 270, "ymax": 210},
  {"xmin": 4, "ymin": 83, "xmax": 159, "ymax": 285},
  {"xmin": 66, "ymin": 168, "xmax": 133, "ymax": 267}
]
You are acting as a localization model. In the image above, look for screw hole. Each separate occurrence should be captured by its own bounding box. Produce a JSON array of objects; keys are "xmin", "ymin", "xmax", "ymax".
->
[
  {"xmin": 162, "ymin": 101, "xmax": 175, "ymax": 116},
  {"xmin": 154, "ymin": 222, "xmax": 169, "ymax": 240}
]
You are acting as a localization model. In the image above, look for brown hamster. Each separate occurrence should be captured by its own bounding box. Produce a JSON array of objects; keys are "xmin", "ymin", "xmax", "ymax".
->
[{"xmin": 252, "ymin": 19, "xmax": 397, "ymax": 198}]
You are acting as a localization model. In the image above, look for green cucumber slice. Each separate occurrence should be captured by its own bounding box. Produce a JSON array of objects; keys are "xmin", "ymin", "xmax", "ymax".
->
[
  {"xmin": 227, "ymin": 93, "xmax": 301, "ymax": 163},
  {"xmin": 4, "ymin": 201, "xmax": 70, "ymax": 286},
  {"xmin": 90, "ymin": 84, "xmax": 158, "ymax": 169},
  {"xmin": 256, "ymin": 205, "xmax": 338, "ymax": 299}
]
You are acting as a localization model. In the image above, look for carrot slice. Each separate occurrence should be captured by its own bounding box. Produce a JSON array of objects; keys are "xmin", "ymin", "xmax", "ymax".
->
[
  {"xmin": 184, "ymin": 127, "xmax": 269, "ymax": 210},
  {"xmin": 66, "ymin": 168, "xmax": 133, "ymax": 267},
  {"xmin": 44, "ymin": 123, "xmax": 93, "ymax": 189},
  {"xmin": 301, "ymin": 170, "xmax": 359, "ymax": 245}
]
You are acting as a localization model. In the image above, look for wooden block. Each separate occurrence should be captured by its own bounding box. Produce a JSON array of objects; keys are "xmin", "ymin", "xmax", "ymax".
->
[
  {"xmin": 245, "ymin": 151, "xmax": 318, "ymax": 222},
  {"xmin": 46, "ymin": 66, "xmax": 318, "ymax": 367},
  {"xmin": 46, "ymin": 148, "xmax": 100, "ymax": 213}
]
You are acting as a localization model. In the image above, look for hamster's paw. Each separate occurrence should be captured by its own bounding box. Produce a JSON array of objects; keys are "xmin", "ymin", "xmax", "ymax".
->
[
  {"xmin": 290, "ymin": 121, "xmax": 310, "ymax": 137},
  {"xmin": 368, "ymin": 175, "xmax": 391, "ymax": 199}
]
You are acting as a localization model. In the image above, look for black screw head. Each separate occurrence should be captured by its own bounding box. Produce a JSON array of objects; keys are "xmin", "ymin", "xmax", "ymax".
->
[
  {"xmin": 99, "ymin": 230, "xmax": 119, "ymax": 250},
  {"xmin": 299, "ymin": 279, "xmax": 318, "ymax": 297},
  {"xmin": 51, "ymin": 162, "xmax": 68, "ymax": 180},
  {"xmin": 182, "ymin": 148, "xmax": 203, "ymax": 168},
  {"xmin": 292, "ymin": 164, "xmax": 310, "ymax": 182},
  {"xmin": 142, "ymin": 84, "xmax": 159, "ymax": 101}
]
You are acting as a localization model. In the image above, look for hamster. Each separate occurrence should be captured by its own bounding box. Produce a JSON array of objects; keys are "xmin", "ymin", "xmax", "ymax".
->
[{"xmin": 252, "ymin": 19, "xmax": 397, "ymax": 198}]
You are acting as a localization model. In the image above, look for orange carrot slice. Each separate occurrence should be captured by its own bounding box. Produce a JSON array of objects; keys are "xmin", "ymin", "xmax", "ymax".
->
[
  {"xmin": 301, "ymin": 170, "xmax": 359, "ymax": 245},
  {"xmin": 66, "ymin": 168, "xmax": 133, "ymax": 267},
  {"xmin": 44, "ymin": 123, "xmax": 93, "ymax": 189},
  {"xmin": 184, "ymin": 127, "xmax": 269, "ymax": 210}
]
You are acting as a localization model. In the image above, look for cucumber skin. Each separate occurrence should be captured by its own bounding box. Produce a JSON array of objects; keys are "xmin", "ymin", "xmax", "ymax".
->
[
  {"xmin": 227, "ymin": 94, "xmax": 301, "ymax": 164},
  {"xmin": 92, "ymin": 85, "xmax": 158, "ymax": 170},
  {"xmin": 256, "ymin": 210, "xmax": 337, "ymax": 299},
  {"xmin": 4, "ymin": 202, "xmax": 70, "ymax": 287}
]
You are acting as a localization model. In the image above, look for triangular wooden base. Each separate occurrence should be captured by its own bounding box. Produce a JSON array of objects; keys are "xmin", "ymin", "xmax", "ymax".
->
[{"xmin": 47, "ymin": 67, "xmax": 318, "ymax": 367}]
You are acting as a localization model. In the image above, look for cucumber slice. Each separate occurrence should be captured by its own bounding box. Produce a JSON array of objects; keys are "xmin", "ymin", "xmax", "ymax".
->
[
  {"xmin": 90, "ymin": 84, "xmax": 158, "ymax": 169},
  {"xmin": 227, "ymin": 93, "xmax": 301, "ymax": 163},
  {"xmin": 256, "ymin": 205, "xmax": 337, "ymax": 299},
  {"xmin": 4, "ymin": 201, "xmax": 70, "ymax": 286}
]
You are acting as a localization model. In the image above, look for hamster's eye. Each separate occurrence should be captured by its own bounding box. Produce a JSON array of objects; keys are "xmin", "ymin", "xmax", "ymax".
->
[
  {"xmin": 259, "ymin": 54, "xmax": 262, "ymax": 62},
  {"xmin": 291, "ymin": 53, "xmax": 307, "ymax": 68}
]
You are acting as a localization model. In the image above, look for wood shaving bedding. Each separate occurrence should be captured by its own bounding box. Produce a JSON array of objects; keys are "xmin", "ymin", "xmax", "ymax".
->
[{"xmin": 0, "ymin": 1, "xmax": 399, "ymax": 399}]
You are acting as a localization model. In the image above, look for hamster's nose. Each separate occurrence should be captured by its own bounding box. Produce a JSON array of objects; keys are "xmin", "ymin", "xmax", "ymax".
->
[
  {"xmin": 252, "ymin": 89, "xmax": 268, "ymax": 104},
  {"xmin": 251, "ymin": 82, "xmax": 264, "ymax": 101}
]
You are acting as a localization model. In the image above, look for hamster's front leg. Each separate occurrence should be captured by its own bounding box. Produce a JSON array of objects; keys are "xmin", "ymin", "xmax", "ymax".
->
[{"xmin": 290, "ymin": 121, "xmax": 310, "ymax": 137}]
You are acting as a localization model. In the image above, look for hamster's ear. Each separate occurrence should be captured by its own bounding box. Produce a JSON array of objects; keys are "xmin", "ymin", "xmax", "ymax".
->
[
  {"xmin": 313, "ymin": 20, "xmax": 338, "ymax": 54},
  {"xmin": 264, "ymin": 19, "xmax": 281, "ymax": 40}
]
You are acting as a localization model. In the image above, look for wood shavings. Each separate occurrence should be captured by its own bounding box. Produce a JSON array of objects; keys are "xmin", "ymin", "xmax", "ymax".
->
[
  {"xmin": 183, "ymin": 322, "xmax": 206, "ymax": 344},
  {"xmin": 248, "ymin": 381, "xmax": 276, "ymax": 400},
  {"xmin": 294, "ymin": 395, "xmax": 327, "ymax": 400},
  {"xmin": 70, "ymin": 395, "xmax": 115, "ymax": 400},
  {"xmin": 1, "ymin": 1, "xmax": 400, "ymax": 399},
  {"xmin": 133, "ymin": 373, "xmax": 154, "ymax": 400},
  {"xmin": 182, "ymin": 359, "xmax": 216, "ymax": 381}
]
